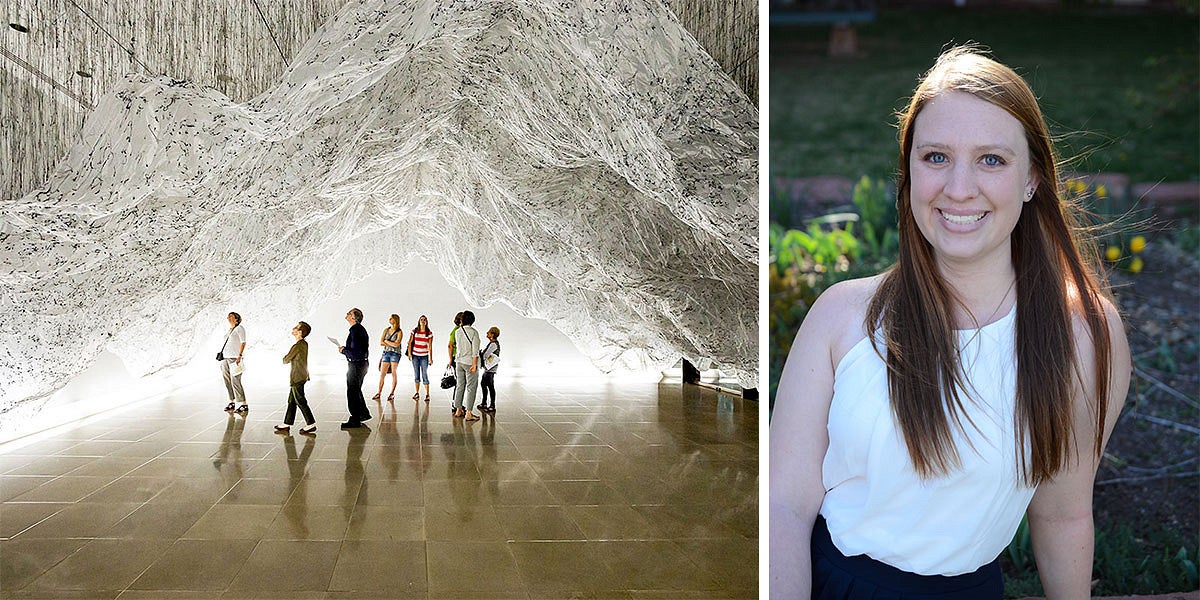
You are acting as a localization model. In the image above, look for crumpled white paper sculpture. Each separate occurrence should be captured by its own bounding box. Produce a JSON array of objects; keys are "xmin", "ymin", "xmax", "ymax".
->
[{"xmin": 0, "ymin": 0, "xmax": 757, "ymax": 425}]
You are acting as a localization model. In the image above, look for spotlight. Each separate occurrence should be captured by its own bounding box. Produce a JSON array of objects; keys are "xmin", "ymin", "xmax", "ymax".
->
[
  {"xmin": 76, "ymin": 70, "xmax": 92, "ymax": 78},
  {"xmin": 9, "ymin": 23, "xmax": 29, "ymax": 33}
]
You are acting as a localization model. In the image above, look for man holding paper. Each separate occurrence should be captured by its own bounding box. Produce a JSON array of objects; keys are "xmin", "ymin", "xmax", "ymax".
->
[{"xmin": 338, "ymin": 307, "xmax": 372, "ymax": 428}]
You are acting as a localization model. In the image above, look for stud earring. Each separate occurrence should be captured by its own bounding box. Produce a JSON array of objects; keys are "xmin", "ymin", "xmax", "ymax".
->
[{"xmin": 1025, "ymin": 188, "xmax": 1034, "ymax": 201}]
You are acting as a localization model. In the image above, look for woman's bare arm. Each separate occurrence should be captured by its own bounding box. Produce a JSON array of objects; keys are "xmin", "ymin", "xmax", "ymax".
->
[
  {"xmin": 770, "ymin": 279, "xmax": 871, "ymax": 599},
  {"xmin": 1028, "ymin": 298, "xmax": 1131, "ymax": 600}
]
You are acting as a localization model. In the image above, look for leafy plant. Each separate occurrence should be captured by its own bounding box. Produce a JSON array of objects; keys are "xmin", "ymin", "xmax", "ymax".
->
[
  {"xmin": 851, "ymin": 175, "xmax": 899, "ymax": 263},
  {"xmin": 768, "ymin": 176, "xmax": 899, "ymax": 411}
]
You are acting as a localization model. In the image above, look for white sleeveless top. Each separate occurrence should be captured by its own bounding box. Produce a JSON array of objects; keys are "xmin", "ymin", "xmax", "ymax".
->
[{"xmin": 820, "ymin": 306, "xmax": 1036, "ymax": 576}]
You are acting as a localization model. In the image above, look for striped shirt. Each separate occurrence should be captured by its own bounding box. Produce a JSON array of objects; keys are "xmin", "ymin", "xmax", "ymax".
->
[{"xmin": 410, "ymin": 330, "xmax": 433, "ymax": 357}]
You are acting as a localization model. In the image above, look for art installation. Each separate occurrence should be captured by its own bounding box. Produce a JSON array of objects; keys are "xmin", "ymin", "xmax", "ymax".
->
[{"xmin": 0, "ymin": 0, "xmax": 758, "ymax": 427}]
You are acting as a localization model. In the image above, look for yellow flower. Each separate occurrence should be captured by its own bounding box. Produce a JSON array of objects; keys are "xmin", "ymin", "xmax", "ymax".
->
[
  {"xmin": 1105, "ymin": 246, "xmax": 1121, "ymax": 261},
  {"xmin": 1130, "ymin": 236, "xmax": 1146, "ymax": 253},
  {"xmin": 1129, "ymin": 257, "xmax": 1144, "ymax": 274},
  {"xmin": 1096, "ymin": 184, "xmax": 1108, "ymax": 199}
]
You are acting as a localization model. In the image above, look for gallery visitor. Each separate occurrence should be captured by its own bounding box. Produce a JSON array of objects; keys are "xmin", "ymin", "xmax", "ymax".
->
[
  {"xmin": 408, "ymin": 314, "xmax": 433, "ymax": 401},
  {"xmin": 218, "ymin": 311, "xmax": 248, "ymax": 414},
  {"xmin": 338, "ymin": 307, "xmax": 372, "ymax": 428},
  {"xmin": 373, "ymin": 313, "xmax": 403, "ymax": 402},
  {"xmin": 275, "ymin": 321, "xmax": 316, "ymax": 435},
  {"xmin": 478, "ymin": 326, "xmax": 500, "ymax": 413},
  {"xmin": 452, "ymin": 310, "xmax": 482, "ymax": 421}
]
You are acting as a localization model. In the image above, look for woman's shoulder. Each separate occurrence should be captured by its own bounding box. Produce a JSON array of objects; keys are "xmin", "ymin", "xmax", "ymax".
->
[
  {"xmin": 1068, "ymin": 293, "xmax": 1128, "ymax": 365},
  {"xmin": 806, "ymin": 273, "xmax": 885, "ymax": 365}
]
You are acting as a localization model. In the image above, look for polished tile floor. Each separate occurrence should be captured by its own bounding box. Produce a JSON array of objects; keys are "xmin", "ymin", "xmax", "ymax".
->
[{"xmin": 0, "ymin": 377, "xmax": 757, "ymax": 598}]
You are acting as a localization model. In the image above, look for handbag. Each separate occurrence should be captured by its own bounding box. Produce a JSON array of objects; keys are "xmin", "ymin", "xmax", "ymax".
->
[{"xmin": 439, "ymin": 363, "xmax": 457, "ymax": 389}]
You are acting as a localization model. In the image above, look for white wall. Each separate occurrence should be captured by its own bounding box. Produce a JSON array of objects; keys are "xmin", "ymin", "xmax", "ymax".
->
[
  {"xmin": 291, "ymin": 259, "xmax": 614, "ymax": 379},
  {"xmin": 1, "ymin": 259, "xmax": 662, "ymax": 446}
]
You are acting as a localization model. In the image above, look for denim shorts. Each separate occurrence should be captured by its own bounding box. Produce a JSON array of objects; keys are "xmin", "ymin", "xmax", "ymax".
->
[{"xmin": 380, "ymin": 351, "xmax": 401, "ymax": 363}]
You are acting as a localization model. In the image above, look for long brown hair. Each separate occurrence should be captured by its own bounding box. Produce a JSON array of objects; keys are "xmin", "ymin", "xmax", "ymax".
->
[{"xmin": 867, "ymin": 47, "xmax": 1114, "ymax": 485}]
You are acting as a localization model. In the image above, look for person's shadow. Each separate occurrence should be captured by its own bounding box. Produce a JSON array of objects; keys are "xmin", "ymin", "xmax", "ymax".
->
[
  {"xmin": 342, "ymin": 424, "xmax": 371, "ymax": 517},
  {"xmin": 377, "ymin": 398, "xmax": 401, "ymax": 480},
  {"xmin": 441, "ymin": 419, "xmax": 481, "ymax": 519},
  {"xmin": 212, "ymin": 413, "xmax": 246, "ymax": 486},
  {"xmin": 479, "ymin": 412, "xmax": 499, "ymax": 502},
  {"xmin": 406, "ymin": 400, "xmax": 432, "ymax": 479},
  {"xmin": 281, "ymin": 434, "xmax": 315, "ymax": 536}
]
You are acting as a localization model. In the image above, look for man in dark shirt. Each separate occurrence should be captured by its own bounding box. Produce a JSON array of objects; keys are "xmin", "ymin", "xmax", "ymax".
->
[{"xmin": 338, "ymin": 307, "xmax": 372, "ymax": 428}]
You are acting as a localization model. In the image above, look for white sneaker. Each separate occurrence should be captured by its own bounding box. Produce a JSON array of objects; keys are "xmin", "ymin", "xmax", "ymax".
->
[{"xmin": 299, "ymin": 423, "xmax": 317, "ymax": 435}]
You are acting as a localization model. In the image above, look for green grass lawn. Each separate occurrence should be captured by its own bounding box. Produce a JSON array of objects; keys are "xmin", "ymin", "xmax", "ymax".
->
[{"xmin": 769, "ymin": 9, "xmax": 1199, "ymax": 186}]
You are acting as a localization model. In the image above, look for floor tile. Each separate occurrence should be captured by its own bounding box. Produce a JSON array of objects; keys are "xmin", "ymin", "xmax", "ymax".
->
[
  {"xmin": 0, "ymin": 538, "xmax": 89, "ymax": 591},
  {"xmin": 181, "ymin": 505, "xmax": 281, "ymax": 540},
  {"xmin": 327, "ymin": 540, "xmax": 426, "ymax": 593},
  {"xmin": 81, "ymin": 476, "xmax": 173, "ymax": 503},
  {"xmin": 262, "ymin": 504, "xmax": 352, "ymax": 540},
  {"xmin": 0, "ymin": 477, "xmax": 55, "ymax": 502},
  {"xmin": 22, "ymin": 539, "xmax": 171, "ymax": 591},
  {"xmin": 494, "ymin": 505, "xmax": 587, "ymax": 541},
  {"xmin": 593, "ymin": 540, "xmax": 719, "ymax": 591},
  {"xmin": 9, "ymin": 476, "xmax": 116, "ymax": 503},
  {"xmin": 226, "ymin": 540, "xmax": 340, "ymax": 591},
  {"xmin": 0, "ymin": 503, "xmax": 67, "ymax": 539},
  {"xmin": 353, "ymin": 479, "xmax": 423, "ymax": 507},
  {"xmin": 128, "ymin": 539, "xmax": 257, "ymax": 590},
  {"xmin": 507, "ymin": 540, "xmax": 615, "ymax": 592},
  {"xmin": 423, "ymin": 504, "xmax": 505, "ymax": 542},
  {"xmin": 102, "ymin": 502, "xmax": 213, "ymax": 539},
  {"xmin": 219, "ymin": 479, "xmax": 299, "ymax": 506},
  {"xmin": 343, "ymin": 506, "xmax": 423, "ymax": 541},
  {"xmin": 17, "ymin": 502, "xmax": 142, "ymax": 539},
  {"xmin": 426, "ymin": 540, "xmax": 524, "ymax": 593}
]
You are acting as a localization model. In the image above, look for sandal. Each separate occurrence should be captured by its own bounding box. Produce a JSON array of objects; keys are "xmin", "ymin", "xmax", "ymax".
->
[
  {"xmin": 235, "ymin": 404, "xmax": 249, "ymax": 414},
  {"xmin": 412, "ymin": 393, "xmax": 420, "ymax": 400},
  {"xmin": 387, "ymin": 393, "xmax": 394, "ymax": 402},
  {"xmin": 371, "ymin": 393, "xmax": 381, "ymax": 400},
  {"xmin": 464, "ymin": 413, "xmax": 479, "ymax": 422},
  {"xmin": 224, "ymin": 402, "xmax": 236, "ymax": 411}
]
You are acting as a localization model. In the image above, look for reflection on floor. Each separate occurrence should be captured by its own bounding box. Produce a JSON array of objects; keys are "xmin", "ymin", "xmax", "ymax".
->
[{"xmin": 0, "ymin": 377, "xmax": 757, "ymax": 599}]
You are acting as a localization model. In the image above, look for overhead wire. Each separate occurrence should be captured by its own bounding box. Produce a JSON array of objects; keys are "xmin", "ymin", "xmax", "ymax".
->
[
  {"xmin": 64, "ymin": 0, "xmax": 154, "ymax": 75},
  {"xmin": 249, "ymin": 0, "xmax": 287, "ymax": 63}
]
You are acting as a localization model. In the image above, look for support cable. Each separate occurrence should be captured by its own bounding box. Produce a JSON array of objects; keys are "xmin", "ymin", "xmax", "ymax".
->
[
  {"xmin": 65, "ymin": 0, "xmax": 154, "ymax": 75},
  {"xmin": 249, "ymin": 0, "xmax": 287, "ymax": 63},
  {"xmin": 0, "ymin": 45, "xmax": 94, "ymax": 109}
]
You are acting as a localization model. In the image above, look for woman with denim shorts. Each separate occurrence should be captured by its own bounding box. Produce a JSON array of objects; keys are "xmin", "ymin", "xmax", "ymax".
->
[
  {"xmin": 408, "ymin": 315, "xmax": 433, "ymax": 401},
  {"xmin": 372, "ymin": 314, "xmax": 403, "ymax": 402}
]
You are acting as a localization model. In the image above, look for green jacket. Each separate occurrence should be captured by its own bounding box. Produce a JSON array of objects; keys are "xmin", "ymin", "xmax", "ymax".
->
[{"xmin": 283, "ymin": 339, "xmax": 309, "ymax": 384}]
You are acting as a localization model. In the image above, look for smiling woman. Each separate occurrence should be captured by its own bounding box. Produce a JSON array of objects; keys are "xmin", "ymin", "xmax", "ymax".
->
[{"xmin": 769, "ymin": 47, "xmax": 1132, "ymax": 599}]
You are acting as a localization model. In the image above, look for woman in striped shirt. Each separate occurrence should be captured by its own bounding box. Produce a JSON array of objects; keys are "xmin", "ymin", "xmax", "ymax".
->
[{"xmin": 408, "ymin": 315, "xmax": 434, "ymax": 401}]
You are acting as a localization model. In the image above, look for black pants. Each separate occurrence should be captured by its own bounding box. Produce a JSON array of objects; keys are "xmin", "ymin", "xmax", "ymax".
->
[
  {"xmin": 284, "ymin": 382, "xmax": 315, "ymax": 426},
  {"xmin": 811, "ymin": 515, "xmax": 1003, "ymax": 599},
  {"xmin": 480, "ymin": 371, "xmax": 496, "ymax": 408},
  {"xmin": 346, "ymin": 360, "xmax": 371, "ymax": 422}
]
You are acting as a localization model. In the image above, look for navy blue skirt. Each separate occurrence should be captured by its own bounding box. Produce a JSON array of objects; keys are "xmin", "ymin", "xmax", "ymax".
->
[{"xmin": 811, "ymin": 516, "xmax": 1003, "ymax": 600}]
